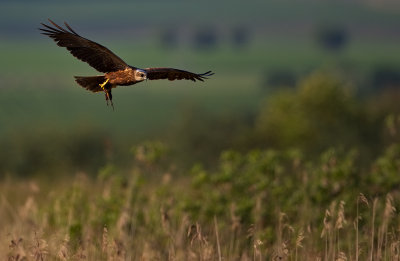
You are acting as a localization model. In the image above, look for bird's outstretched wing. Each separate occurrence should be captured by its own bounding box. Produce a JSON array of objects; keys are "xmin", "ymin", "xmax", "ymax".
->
[
  {"xmin": 39, "ymin": 19, "xmax": 129, "ymax": 73},
  {"xmin": 144, "ymin": 68, "xmax": 214, "ymax": 82}
]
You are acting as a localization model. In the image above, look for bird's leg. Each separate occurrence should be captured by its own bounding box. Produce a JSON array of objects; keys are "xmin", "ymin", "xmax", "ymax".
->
[
  {"xmin": 99, "ymin": 78, "xmax": 109, "ymax": 90},
  {"xmin": 108, "ymin": 90, "xmax": 114, "ymax": 110},
  {"xmin": 100, "ymin": 78, "xmax": 113, "ymax": 109},
  {"xmin": 105, "ymin": 92, "xmax": 109, "ymax": 106},
  {"xmin": 104, "ymin": 89, "xmax": 114, "ymax": 110}
]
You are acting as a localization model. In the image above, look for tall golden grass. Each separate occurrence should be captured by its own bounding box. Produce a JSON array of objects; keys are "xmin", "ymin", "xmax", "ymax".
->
[{"xmin": 1, "ymin": 173, "xmax": 400, "ymax": 261}]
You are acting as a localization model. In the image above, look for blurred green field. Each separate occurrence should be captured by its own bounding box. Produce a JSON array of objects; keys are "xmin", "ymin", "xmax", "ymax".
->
[
  {"xmin": 1, "ymin": 0, "xmax": 400, "ymax": 141},
  {"xmin": 1, "ymin": 39, "xmax": 400, "ymax": 137}
]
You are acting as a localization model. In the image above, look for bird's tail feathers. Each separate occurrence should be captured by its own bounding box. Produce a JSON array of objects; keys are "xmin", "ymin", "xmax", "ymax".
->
[{"xmin": 74, "ymin": 76, "xmax": 108, "ymax": 93}]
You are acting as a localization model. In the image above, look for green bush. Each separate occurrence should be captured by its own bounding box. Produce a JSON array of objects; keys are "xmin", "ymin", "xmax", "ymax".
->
[{"xmin": 256, "ymin": 72, "xmax": 378, "ymax": 158}]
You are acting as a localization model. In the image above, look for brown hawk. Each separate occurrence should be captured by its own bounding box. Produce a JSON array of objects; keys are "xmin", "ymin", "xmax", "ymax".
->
[{"xmin": 40, "ymin": 19, "xmax": 214, "ymax": 108}]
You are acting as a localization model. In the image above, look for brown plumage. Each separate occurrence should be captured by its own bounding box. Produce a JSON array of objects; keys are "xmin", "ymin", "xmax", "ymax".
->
[{"xmin": 39, "ymin": 19, "xmax": 214, "ymax": 108}]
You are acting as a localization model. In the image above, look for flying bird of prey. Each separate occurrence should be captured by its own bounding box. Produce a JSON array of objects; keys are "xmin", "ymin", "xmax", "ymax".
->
[{"xmin": 39, "ymin": 19, "xmax": 214, "ymax": 108}]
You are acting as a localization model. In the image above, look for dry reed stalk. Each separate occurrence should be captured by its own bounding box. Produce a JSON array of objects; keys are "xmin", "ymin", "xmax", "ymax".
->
[
  {"xmin": 272, "ymin": 212, "xmax": 291, "ymax": 261},
  {"xmin": 160, "ymin": 205, "xmax": 179, "ymax": 260},
  {"xmin": 57, "ymin": 234, "xmax": 69, "ymax": 261},
  {"xmin": 7, "ymin": 238, "xmax": 26, "ymax": 261},
  {"xmin": 174, "ymin": 214, "xmax": 189, "ymax": 258},
  {"xmin": 246, "ymin": 224, "xmax": 256, "ymax": 259},
  {"xmin": 116, "ymin": 208, "xmax": 130, "ymax": 240},
  {"xmin": 335, "ymin": 201, "xmax": 347, "ymax": 259},
  {"xmin": 356, "ymin": 193, "xmax": 369, "ymax": 261},
  {"xmin": 295, "ymin": 229, "xmax": 304, "ymax": 261},
  {"xmin": 188, "ymin": 222, "xmax": 212, "ymax": 261},
  {"xmin": 229, "ymin": 203, "xmax": 241, "ymax": 259},
  {"xmin": 321, "ymin": 208, "xmax": 332, "ymax": 261},
  {"xmin": 18, "ymin": 196, "xmax": 37, "ymax": 222},
  {"xmin": 277, "ymin": 212, "xmax": 285, "ymax": 248},
  {"xmin": 356, "ymin": 196, "xmax": 359, "ymax": 261},
  {"xmin": 389, "ymin": 241, "xmax": 400, "ymax": 260},
  {"xmin": 336, "ymin": 251, "xmax": 348, "ymax": 261},
  {"xmin": 335, "ymin": 201, "xmax": 346, "ymax": 230},
  {"xmin": 377, "ymin": 194, "xmax": 395, "ymax": 260},
  {"xmin": 31, "ymin": 232, "xmax": 48, "ymax": 261},
  {"xmin": 321, "ymin": 200, "xmax": 346, "ymax": 261},
  {"xmin": 370, "ymin": 198, "xmax": 378, "ymax": 261},
  {"xmin": 214, "ymin": 216, "xmax": 222, "ymax": 261},
  {"xmin": 253, "ymin": 239, "xmax": 263, "ymax": 261},
  {"xmin": 110, "ymin": 239, "xmax": 126, "ymax": 261},
  {"xmin": 102, "ymin": 226, "xmax": 109, "ymax": 256},
  {"xmin": 160, "ymin": 206, "xmax": 171, "ymax": 235}
]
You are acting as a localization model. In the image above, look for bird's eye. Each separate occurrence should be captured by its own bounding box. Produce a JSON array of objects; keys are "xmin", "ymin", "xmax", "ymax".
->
[{"xmin": 141, "ymin": 73, "xmax": 144, "ymax": 77}]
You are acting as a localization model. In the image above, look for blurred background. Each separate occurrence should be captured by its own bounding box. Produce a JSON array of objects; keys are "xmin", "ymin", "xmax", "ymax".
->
[{"xmin": 1, "ymin": 0, "xmax": 400, "ymax": 178}]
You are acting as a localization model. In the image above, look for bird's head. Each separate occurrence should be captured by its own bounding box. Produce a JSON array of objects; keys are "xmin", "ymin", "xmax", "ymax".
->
[{"xmin": 135, "ymin": 69, "xmax": 147, "ymax": 81}]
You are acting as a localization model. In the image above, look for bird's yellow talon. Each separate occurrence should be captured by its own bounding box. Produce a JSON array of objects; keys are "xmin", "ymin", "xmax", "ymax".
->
[{"xmin": 99, "ymin": 78, "xmax": 109, "ymax": 90}]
